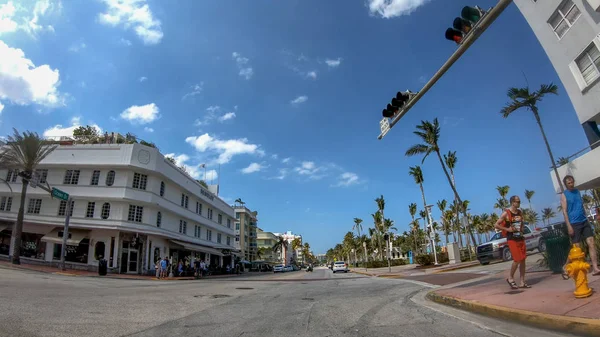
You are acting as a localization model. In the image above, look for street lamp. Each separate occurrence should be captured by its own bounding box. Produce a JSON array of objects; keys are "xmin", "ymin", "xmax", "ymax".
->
[{"xmin": 425, "ymin": 205, "xmax": 439, "ymax": 266}]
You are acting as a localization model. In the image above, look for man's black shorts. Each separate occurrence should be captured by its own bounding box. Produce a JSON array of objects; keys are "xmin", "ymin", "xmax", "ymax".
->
[{"xmin": 572, "ymin": 221, "xmax": 594, "ymax": 244}]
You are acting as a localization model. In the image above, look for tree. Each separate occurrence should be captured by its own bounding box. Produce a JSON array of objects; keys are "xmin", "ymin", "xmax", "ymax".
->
[
  {"xmin": 541, "ymin": 207, "xmax": 556, "ymax": 226},
  {"xmin": 234, "ymin": 198, "xmax": 243, "ymax": 207},
  {"xmin": 72, "ymin": 125, "xmax": 100, "ymax": 143},
  {"xmin": 353, "ymin": 217, "xmax": 363, "ymax": 237},
  {"xmin": 165, "ymin": 156, "xmax": 177, "ymax": 165},
  {"xmin": 405, "ymin": 118, "xmax": 477, "ymax": 249},
  {"xmin": 556, "ymin": 157, "xmax": 569, "ymax": 166},
  {"xmin": 196, "ymin": 180, "xmax": 208, "ymax": 188},
  {"xmin": 525, "ymin": 189, "xmax": 535, "ymax": 212},
  {"xmin": 375, "ymin": 195, "xmax": 386, "ymax": 260},
  {"xmin": 0, "ymin": 129, "xmax": 58, "ymax": 264},
  {"xmin": 272, "ymin": 236, "xmax": 288, "ymax": 264},
  {"xmin": 501, "ymin": 83, "xmax": 563, "ymax": 192},
  {"xmin": 409, "ymin": 166, "xmax": 430, "ymax": 229}
]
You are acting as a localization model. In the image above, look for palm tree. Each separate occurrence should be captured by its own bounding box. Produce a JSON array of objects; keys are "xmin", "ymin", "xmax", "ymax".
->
[
  {"xmin": 556, "ymin": 157, "xmax": 569, "ymax": 166},
  {"xmin": 444, "ymin": 151, "xmax": 461, "ymax": 232},
  {"xmin": 541, "ymin": 207, "xmax": 556, "ymax": 226},
  {"xmin": 272, "ymin": 236, "xmax": 288, "ymax": 264},
  {"xmin": 234, "ymin": 198, "xmax": 243, "ymax": 207},
  {"xmin": 0, "ymin": 129, "xmax": 58, "ymax": 264},
  {"xmin": 501, "ymin": 83, "xmax": 564, "ymax": 192},
  {"xmin": 405, "ymin": 118, "xmax": 478, "ymax": 247},
  {"xmin": 409, "ymin": 166, "xmax": 430, "ymax": 227},
  {"xmin": 353, "ymin": 218, "xmax": 363, "ymax": 238},
  {"xmin": 375, "ymin": 195, "xmax": 386, "ymax": 259},
  {"xmin": 302, "ymin": 242, "xmax": 311, "ymax": 265},
  {"xmin": 525, "ymin": 189, "xmax": 535, "ymax": 212},
  {"xmin": 291, "ymin": 237, "xmax": 302, "ymax": 263},
  {"xmin": 523, "ymin": 208, "xmax": 540, "ymax": 228},
  {"xmin": 479, "ymin": 213, "xmax": 491, "ymax": 241}
]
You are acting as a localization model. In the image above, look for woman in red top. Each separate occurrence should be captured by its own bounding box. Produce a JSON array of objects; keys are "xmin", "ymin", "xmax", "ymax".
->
[{"xmin": 494, "ymin": 195, "xmax": 530, "ymax": 289}]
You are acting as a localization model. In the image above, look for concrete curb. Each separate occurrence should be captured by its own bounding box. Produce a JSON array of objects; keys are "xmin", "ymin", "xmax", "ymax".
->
[
  {"xmin": 428, "ymin": 262, "xmax": 480, "ymax": 274},
  {"xmin": 427, "ymin": 291, "xmax": 600, "ymax": 337}
]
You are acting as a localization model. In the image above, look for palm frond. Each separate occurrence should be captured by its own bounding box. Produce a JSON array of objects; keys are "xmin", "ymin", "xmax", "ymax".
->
[{"xmin": 405, "ymin": 144, "xmax": 429, "ymax": 157}]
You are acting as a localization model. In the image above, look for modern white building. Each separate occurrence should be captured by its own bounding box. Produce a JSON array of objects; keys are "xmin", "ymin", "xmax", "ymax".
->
[
  {"xmin": 514, "ymin": 0, "xmax": 600, "ymax": 190},
  {"xmin": 0, "ymin": 142, "xmax": 238, "ymax": 274},
  {"xmin": 233, "ymin": 205, "xmax": 257, "ymax": 262},
  {"xmin": 272, "ymin": 231, "xmax": 302, "ymax": 265}
]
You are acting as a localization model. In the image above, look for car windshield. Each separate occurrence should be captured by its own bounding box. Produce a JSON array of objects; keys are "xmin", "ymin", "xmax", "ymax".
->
[
  {"xmin": 334, "ymin": 262, "xmax": 345, "ymax": 265},
  {"xmin": 489, "ymin": 233, "xmax": 501, "ymax": 241}
]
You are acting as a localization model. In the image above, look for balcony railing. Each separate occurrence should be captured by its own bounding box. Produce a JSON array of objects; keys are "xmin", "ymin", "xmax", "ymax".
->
[{"xmin": 550, "ymin": 139, "xmax": 600, "ymax": 191}]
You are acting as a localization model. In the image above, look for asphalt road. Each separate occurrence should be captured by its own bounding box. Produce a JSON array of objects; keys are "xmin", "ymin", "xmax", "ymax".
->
[{"xmin": 0, "ymin": 266, "xmax": 575, "ymax": 337}]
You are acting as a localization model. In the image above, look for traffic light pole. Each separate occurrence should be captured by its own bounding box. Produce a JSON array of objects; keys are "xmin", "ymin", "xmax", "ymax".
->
[{"xmin": 378, "ymin": 0, "xmax": 513, "ymax": 140}]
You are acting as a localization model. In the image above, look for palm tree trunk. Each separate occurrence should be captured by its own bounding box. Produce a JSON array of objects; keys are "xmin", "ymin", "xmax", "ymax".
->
[
  {"xmin": 11, "ymin": 180, "xmax": 29, "ymax": 265},
  {"xmin": 533, "ymin": 108, "xmax": 564, "ymax": 193},
  {"xmin": 435, "ymin": 150, "xmax": 477, "ymax": 252}
]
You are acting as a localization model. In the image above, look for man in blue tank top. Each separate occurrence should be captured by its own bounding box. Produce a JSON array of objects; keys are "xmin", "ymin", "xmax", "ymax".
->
[{"xmin": 560, "ymin": 175, "xmax": 600, "ymax": 275}]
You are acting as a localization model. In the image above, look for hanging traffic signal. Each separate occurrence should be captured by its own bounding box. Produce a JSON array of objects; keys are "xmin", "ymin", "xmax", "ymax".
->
[
  {"xmin": 453, "ymin": 17, "xmax": 472, "ymax": 34},
  {"xmin": 445, "ymin": 28, "xmax": 463, "ymax": 44},
  {"xmin": 445, "ymin": 6, "xmax": 486, "ymax": 45},
  {"xmin": 382, "ymin": 91, "xmax": 413, "ymax": 118},
  {"xmin": 461, "ymin": 6, "xmax": 483, "ymax": 23},
  {"xmin": 382, "ymin": 104, "xmax": 397, "ymax": 118}
]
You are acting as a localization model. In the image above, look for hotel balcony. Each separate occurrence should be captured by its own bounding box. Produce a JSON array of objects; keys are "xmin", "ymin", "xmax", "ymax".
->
[{"xmin": 550, "ymin": 140, "xmax": 600, "ymax": 192}]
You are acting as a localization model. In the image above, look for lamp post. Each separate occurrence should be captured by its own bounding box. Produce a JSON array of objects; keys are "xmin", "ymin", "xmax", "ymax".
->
[
  {"xmin": 363, "ymin": 241, "xmax": 367, "ymax": 272},
  {"xmin": 425, "ymin": 205, "xmax": 439, "ymax": 265}
]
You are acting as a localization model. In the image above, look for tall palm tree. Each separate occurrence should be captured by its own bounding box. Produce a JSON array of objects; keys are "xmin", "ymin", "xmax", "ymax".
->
[
  {"xmin": 234, "ymin": 198, "xmax": 243, "ymax": 207},
  {"xmin": 272, "ymin": 236, "xmax": 288, "ymax": 264},
  {"xmin": 541, "ymin": 207, "xmax": 556, "ymax": 226},
  {"xmin": 405, "ymin": 118, "xmax": 477, "ymax": 246},
  {"xmin": 291, "ymin": 237, "xmax": 302, "ymax": 263},
  {"xmin": 444, "ymin": 151, "xmax": 461, "ymax": 232},
  {"xmin": 479, "ymin": 213, "xmax": 491, "ymax": 241},
  {"xmin": 436, "ymin": 199, "xmax": 448, "ymax": 243},
  {"xmin": 409, "ymin": 166, "xmax": 430, "ymax": 228},
  {"xmin": 0, "ymin": 129, "xmax": 58, "ymax": 264},
  {"xmin": 371, "ymin": 211, "xmax": 384, "ymax": 260},
  {"xmin": 353, "ymin": 218, "xmax": 363, "ymax": 238},
  {"xmin": 501, "ymin": 83, "xmax": 563, "ymax": 192},
  {"xmin": 524, "ymin": 189, "xmax": 535, "ymax": 212},
  {"xmin": 302, "ymin": 242, "xmax": 311, "ymax": 265},
  {"xmin": 375, "ymin": 195, "xmax": 386, "ymax": 259}
]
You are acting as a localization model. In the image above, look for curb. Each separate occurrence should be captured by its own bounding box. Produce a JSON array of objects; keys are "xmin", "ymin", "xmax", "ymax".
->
[
  {"xmin": 426, "ymin": 291, "xmax": 600, "ymax": 337},
  {"xmin": 429, "ymin": 262, "xmax": 480, "ymax": 274}
]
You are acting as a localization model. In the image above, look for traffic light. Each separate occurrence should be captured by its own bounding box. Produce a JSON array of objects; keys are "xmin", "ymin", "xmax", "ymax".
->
[
  {"xmin": 445, "ymin": 6, "xmax": 485, "ymax": 45},
  {"xmin": 384, "ymin": 233, "xmax": 390, "ymax": 241},
  {"xmin": 382, "ymin": 91, "xmax": 412, "ymax": 118}
]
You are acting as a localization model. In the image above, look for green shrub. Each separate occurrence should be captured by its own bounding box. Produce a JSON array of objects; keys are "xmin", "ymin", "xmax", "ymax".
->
[{"xmin": 416, "ymin": 254, "xmax": 433, "ymax": 266}]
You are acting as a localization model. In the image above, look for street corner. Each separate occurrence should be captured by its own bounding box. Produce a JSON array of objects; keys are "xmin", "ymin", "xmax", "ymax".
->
[
  {"xmin": 428, "ymin": 261, "xmax": 480, "ymax": 274},
  {"xmin": 350, "ymin": 269, "xmax": 376, "ymax": 277},
  {"xmin": 53, "ymin": 272, "xmax": 78, "ymax": 276},
  {"xmin": 426, "ymin": 290, "xmax": 600, "ymax": 337}
]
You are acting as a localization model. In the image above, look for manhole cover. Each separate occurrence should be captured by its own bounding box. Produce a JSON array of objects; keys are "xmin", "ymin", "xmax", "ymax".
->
[
  {"xmin": 302, "ymin": 298, "xmax": 314, "ymax": 301},
  {"xmin": 193, "ymin": 295, "xmax": 206, "ymax": 298},
  {"xmin": 212, "ymin": 294, "xmax": 231, "ymax": 298},
  {"xmin": 235, "ymin": 287, "xmax": 254, "ymax": 290}
]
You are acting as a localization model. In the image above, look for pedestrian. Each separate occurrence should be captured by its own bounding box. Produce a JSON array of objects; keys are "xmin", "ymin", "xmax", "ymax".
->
[
  {"xmin": 494, "ymin": 195, "xmax": 530, "ymax": 289},
  {"xmin": 560, "ymin": 175, "xmax": 600, "ymax": 276},
  {"xmin": 160, "ymin": 256, "xmax": 168, "ymax": 278},
  {"xmin": 155, "ymin": 257, "xmax": 161, "ymax": 279}
]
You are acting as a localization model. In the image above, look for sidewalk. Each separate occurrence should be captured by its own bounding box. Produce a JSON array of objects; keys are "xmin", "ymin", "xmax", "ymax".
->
[
  {"xmin": 351, "ymin": 260, "xmax": 479, "ymax": 278},
  {"xmin": 428, "ymin": 271, "xmax": 600, "ymax": 337},
  {"xmin": 0, "ymin": 260, "xmax": 252, "ymax": 281}
]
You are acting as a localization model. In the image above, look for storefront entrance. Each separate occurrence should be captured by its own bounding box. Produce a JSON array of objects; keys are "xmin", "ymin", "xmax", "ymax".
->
[{"xmin": 120, "ymin": 241, "xmax": 139, "ymax": 274}]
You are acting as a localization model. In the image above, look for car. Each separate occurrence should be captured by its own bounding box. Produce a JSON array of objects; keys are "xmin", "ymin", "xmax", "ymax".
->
[
  {"xmin": 476, "ymin": 225, "xmax": 545, "ymax": 265},
  {"xmin": 332, "ymin": 261, "xmax": 349, "ymax": 273},
  {"xmin": 284, "ymin": 265, "xmax": 294, "ymax": 272},
  {"xmin": 273, "ymin": 264, "xmax": 284, "ymax": 273}
]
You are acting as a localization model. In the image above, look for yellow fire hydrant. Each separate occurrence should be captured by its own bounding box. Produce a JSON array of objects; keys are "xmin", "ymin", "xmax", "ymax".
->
[{"xmin": 565, "ymin": 245, "xmax": 593, "ymax": 298}]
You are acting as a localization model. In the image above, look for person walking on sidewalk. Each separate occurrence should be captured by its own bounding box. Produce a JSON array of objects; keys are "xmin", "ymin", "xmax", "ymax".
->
[
  {"xmin": 560, "ymin": 175, "xmax": 600, "ymax": 276},
  {"xmin": 494, "ymin": 195, "xmax": 530, "ymax": 289}
]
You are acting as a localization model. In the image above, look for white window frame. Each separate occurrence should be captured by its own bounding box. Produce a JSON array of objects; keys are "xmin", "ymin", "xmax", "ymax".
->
[
  {"xmin": 548, "ymin": 0, "xmax": 581, "ymax": 40},
  {"xmin": 90, "ymin": 170, "xmax": 100, "ymax": 185},
  {"xmin": 27, "ymin": 198, "xmax": 42, "ymax": 214},
  {"xmin": 101, "ymin": 203, "xmax": 110, "ymax": 219},
  {"xmin": 128, "ymin": 205, "xmax": 143, "ymax": 223},
  {"xmin": 63, "ymin": 170, "xmax": 80, "ymax": 185},
  {"xmin": 570, "ymin": 36, "xmax": 600, "ymax": 92},
  {"xmin": 0, "ymin": 196, "xmax": 12, "ymax": 211},
  {"xmin": 86, "ymin": 202, "xmax": 95, "ymax": 218},
  {"xmin": 132, "ymin": 173, "xmax": 147, "ymax": 190}
]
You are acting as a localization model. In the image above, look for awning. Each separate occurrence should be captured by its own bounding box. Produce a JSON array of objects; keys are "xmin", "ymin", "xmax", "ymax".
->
[
  {"xmin": 170, "ymin": 240, "xmax": 223, "ymax": 256},
  {"xmin": 41, "ymin": 228, "xmax": 89, "ymax": 246}
]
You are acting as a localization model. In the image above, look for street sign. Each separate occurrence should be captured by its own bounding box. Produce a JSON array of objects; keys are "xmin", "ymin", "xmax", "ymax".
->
[
  {"xmin": 51, "ymin": 188, "xmax": 69, "ymax": 201},
  {"xmin": 379, "ymin": 117, "xmax": 391, "ymax": 138}
]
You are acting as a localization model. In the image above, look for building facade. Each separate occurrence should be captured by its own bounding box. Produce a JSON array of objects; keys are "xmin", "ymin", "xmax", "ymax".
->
[
  {"xmin": 256, "ymin": 228, "xmax": 280, "ymax": 263},
  {"xmin": 0, "ymin": 143, "xmax": 237, "ymax": 274},
  {"xmin": 514, "ymin": 0, "xmax": 600, "ymax": 190},
  {"xmin": 272, "ymin": 231, "xmax": 302, "ymax": 265},
  {"xmin": 233, "ymin": 206, "xmax": 257, "ymax": 262}
]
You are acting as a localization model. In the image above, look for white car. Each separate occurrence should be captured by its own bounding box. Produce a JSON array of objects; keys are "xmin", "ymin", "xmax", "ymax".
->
[
  {"xmin": 332, "ymin": 261, "xmax": 349, "ymax": 273},
  {"xmin": 273, "ymin": 264, "xmax": 284, "ymax": 273},
  {"xmin": 284, "ymin": 265, "xmax": 294, "ymax": 272}
]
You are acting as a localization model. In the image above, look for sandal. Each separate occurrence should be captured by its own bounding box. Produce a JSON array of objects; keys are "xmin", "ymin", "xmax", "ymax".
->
[
  {"xmin": 506, "ymin": 279, "xmax": 519, "ymax": 289},
  {"xmin": 520, "ymin": 283, "xmax": 532, "ymax": 288}
]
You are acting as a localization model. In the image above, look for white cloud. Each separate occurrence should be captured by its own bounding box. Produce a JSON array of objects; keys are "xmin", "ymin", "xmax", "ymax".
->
[
  {"xmin": 205, "ymin": 169, "xmax": 218, "ymax": 182},
  {"xmin": 291, "ymin": 95, "xmax": 308, "ymax": 105},
  {"xmin": 0, "ymin": 2, "xmax": 18, "ymax": 34},
  {"xmin": 367, "ymin": 0, "xmax": 431, "ymax": 18},
  {"xmin": 144, "ymin": 127, "xmax": 154, "ymax": 132},
  {"xmin": 219, "ymin": 112, "xmax": 236, "ymax": 122},
  {"xmin": 120, "ymin": 103, "xmax": 159, "ymax": 124},
  {"xmin": 0, "ymin": 1, "xmax": 57, "ymax": 37},
  {"xmin": 232, "ymin": 52, "xmax": 254, "ymax": 80},
  {"xmin": 325, "ymin": 58, "xmax": 342, "ymax": 68},
  {"xmin": 272, "ymin": 168, "xmax": 289, "ymax": 180},
  {"xmin": 182, "ymin": 82, "xmax": 203, "ymax": 100},
  {"xmin": 185, "ymin": 133, "xmax": 264, "ymax": 165},
  {"xmin": 241, "ymin": 162, "xmax": 266, "ymax": 174},
  {"xmin": 98, "ymin": 0, "xmax": 163, "ymax": 45},
  {"xmin": 282, "ymin": 157, "xmax": 291, "ymax": 164},
  {"xmin": 335, "ymin": 172, "xmax": 360, "ymax": 187},
  {"xmin": 164, "ymin": 152, "xmax": 204, "ymax": 179},
  {"xmin": 68, "ymin": 42, "xmax": 86, "ymax": 52},
  {"xmin": 271, "ymin": 154, "xmax": 278, "ymax": 160},
  {"xmin": 306, "ymin": 71, "xmax": 317, "ymax": 79},
  {"xmin": 25, "ymin": 0, "xmax": 56, "ymax": 35},
  {"xmin": 0, "ymin": 40, "xmax": 63, "ymax": 108},
  {"xmin": 139, "ymin": 76, "xmax": 147, "ymax": 82},
  {"xmin": 119, "ymin": 37, "xmax": 132, "ymax": 46},
  {"xmin": 43, "ymin": 116, "xmax": 102, "ymax": 139},
  {"xmin": 294, "ymin": 161, "xmax": 325, "ymax": 180},
  {"xmin": 0, "ymin": 102, "xmax": 4, "ymax": 114}
]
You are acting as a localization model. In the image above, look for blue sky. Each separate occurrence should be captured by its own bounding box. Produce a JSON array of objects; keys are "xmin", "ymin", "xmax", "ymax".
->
[{"xmin": 0, "ymin": 0, "xmax": 588, "ymax": 254}]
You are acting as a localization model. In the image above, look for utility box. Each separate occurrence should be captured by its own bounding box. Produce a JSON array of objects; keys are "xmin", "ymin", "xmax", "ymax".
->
[{"xmin": 447, "ymin": 243, "xmax": 460, "ymax": 265}]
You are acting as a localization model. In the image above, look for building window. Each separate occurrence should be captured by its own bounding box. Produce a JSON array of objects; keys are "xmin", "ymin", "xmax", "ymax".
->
[
  {"xmin": 35, "ymin": 169, "xmax": 48, "ymax": 184},
  {"xmin": 575, "ymin": 42, "xmax": 600, "ymax": 86},
  {"xmin": 549, "ymin": 0, "xmax": 581, "ymax": 39},
  {"xmin": 227, "ymin": 236, "xmax": 231, "ymax": 246},
  {"xmin": 180, "ymin": 194, "xmax": 189, "ymax": 208},
  {"xmin": 227, "ymin": 219, "xmax": 231, "ymax": 228},
  {"xmin": 90, "ymin": 170, "xmax": 100, "ymax": 185},
  {"xmin": 132, "ymin": 173, "xmax": 147, "ymax": 190},
  {"xmin": 106, "ymin": 170, "xmax": 115, "ymax": 186},
  {"xmin": 86, "ymin": 202, "xmax": 95, "ymax": 218},
  {"xmin": 196, "ymin": 201, "xmax": 202, "ymax": 215},
  {"xmin": 179, "ymin": 220, "xmax": 187, "ymax": 234},
  {"xmin": 63, "ymin": 170, "xmax": 80, "ymax": 185},
  {"xmin": 0, "ymin": 196, "xmax": 12, "ymax": 212},
  {"xmin": 94, "ymin": 241, "xmax": 106, "ymax": 260},
  {"xmin": 207, "ymin": 230, "xmax": 212, "ymax": 241},
  {"xmin": 194, "ymin": 225, "xmax": 201, "ymax": 238},
  {"xmin": 27, "ymin": 198, "xmax": 42, "ymax": 214},
  {"xmin": 207, "ymin": 208, "xmax": 213, "ymax": 220},
  {"xmin": 128, "ymin": 205, "xmax": 143, "ymax": 223},
  {"xmin": 101, "ymin": 203, "xmax": 110, "ymax": 219},
  {"xmin": 156, "ymin": 211, "xmax": 162, "ymax": 227},
  {"xmin": 236, "ymin": 222, "xmax": 240, "ymax": 230},
  {"xmin": 217, "ymin": 233, "xmax": 222, "ymax": 244},
  {"xmin": 6, "ymin": 169, "xmax": 19, "ymax": 183},
  {"xmin": 160, "ymin": 181, "xmax": 165, "ymax": 196},
  {"xmin": 58, "ymin": 200, "xmax": 74, "ymax": 217},
  {"xmin": 235, "ymin": 213, "xmax": 240, "ymax": 219},
  {"xmin": 218, "ymin": 214, "xmax": 222, "ymax": 224}
]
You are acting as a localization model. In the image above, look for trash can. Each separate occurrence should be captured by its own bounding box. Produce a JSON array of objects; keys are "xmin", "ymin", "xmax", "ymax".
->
[
  {"xmin": 541, "ymin": 228, "xmax": 571, "ymax": 274},
  {"xmin": 98, "ymin": 257, "xmax": 107, "ymax": 276}
]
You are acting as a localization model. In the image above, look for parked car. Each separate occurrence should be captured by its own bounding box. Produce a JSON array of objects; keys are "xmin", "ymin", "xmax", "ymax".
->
[
  {"xmin": 273, "ymin": 264, "xmax": 285, "ymax": 273},
  {"xmin": 332, "ymin": 261, "xmax": 349, "ymax": 273},
  {"xmin": 284, "ymin": 265, "xmax": 294, "ymax": 272},
  {"xmin": 476, "ymin": 225, "xmax": 545, "ymax": 265}
]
